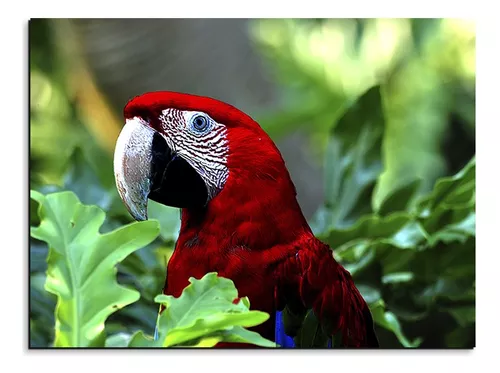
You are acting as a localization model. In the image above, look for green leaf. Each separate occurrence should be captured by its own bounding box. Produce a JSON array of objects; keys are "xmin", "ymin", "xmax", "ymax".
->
[
  {"xmin": 323, "ymin": 158, "xmax": 474, "ymax": 348},
  {"xmin": 129, "ymin": 273, "xmax": 275, "ymax": 348},
  {"xmin": 30, "ymin": 273, "xmax": 56, "ymax": 347},
  {"xmin": 357, "ymin": 285, "xmax": 382, "ymax": 304},
  {"xmin": 116, "ymin": 302, "xmax": 159, "ymax": 332},
  {"xmin": 341, "ymin": 245, "xmax": 376, "ymax": 276},
  {"xmin": 62, "ymin": 147, "xmax": 114, "ymax": 212},
  {"xmin": 147, "ymin": 200, "xmax": 181, "ymax": 242},
  {"xmin": 377, "ymin": 179, "xmax": 422, "ymax": 216},
  {"xmin": 105, "ymin": 333, "xmax": 133, "ymax": 348},
  {"xmin": 417, "ymin": 157, "xmax": 475, "ymax": 215},
  {"xmin": 445, "ymin": 326, "xmax": 475, "ymax": 348},
  {"xmin": 118, "ymin": 241, "xmax": 167, "ymax": 303},
  {"xmin": 281, "ymin": 305, "xmax": 307, "ymax": 338},
  {"xmin": 322, "ymin": 86, "xmax": 386, "ymax": 229},
  {"xmin": 410, "ymin": 19, "xmax": 443, "ymax": 53},
  {"xmin": 184, "ymin": 335, "xmax": 223, "ymax": 348},
  {"xmin": 416, "ymin": 277, "xmax": 475, "ymax": 306},
  {"xmin": 374, "ymin": 51, "xmax": 452, "ymax": 208},
  {"xmin": 382, "ymin": 272, "xmax": 414, "ymax": 284},
  {"xmin": 30, "ymin": 109, "xmax": 80, "ymax": 185},
  {"xmin": 426, "ymin": 210, "xmax": 475, "ymax": 246},
  {"xmin": 325, "ymin": 212, "xmax": 426, "ymax": 250},
  {"xmin": 293, "ymin": 310, "xmax": 330, "ymax": 348},
  {"xmin": 370, "ymin": 300, "xmax": 422, "ymax": 348},
  {"xmin": 30, "ymin": 190, "xmax": 160, "ymax": 347},
  {"xmin": 30, "ymin": 241, "xmax": 49, "ymax": 273},
  {"xmin": 214, "ymin": 326, "xmax": 276, "ymax": 347},
  {"xmin": 447, "ymin": 307, "xmax": 475, "ymax": 327}
]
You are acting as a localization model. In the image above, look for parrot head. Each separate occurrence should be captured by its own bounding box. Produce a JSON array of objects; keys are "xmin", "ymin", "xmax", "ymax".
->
[{"xmin": 114, "ymin": 91, "xmax": 295, "ymax": 221}]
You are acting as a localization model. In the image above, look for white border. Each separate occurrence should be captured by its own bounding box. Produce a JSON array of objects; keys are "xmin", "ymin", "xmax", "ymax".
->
[{"xmin": 3, "ymin": 3, "xmax": 497, "ymax": 372}]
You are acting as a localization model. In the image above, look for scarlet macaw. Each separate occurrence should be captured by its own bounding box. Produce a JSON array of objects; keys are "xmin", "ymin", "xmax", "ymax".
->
[{"xmin": 113, "ymin": 92, "xmax": 379, "ymax": 348}]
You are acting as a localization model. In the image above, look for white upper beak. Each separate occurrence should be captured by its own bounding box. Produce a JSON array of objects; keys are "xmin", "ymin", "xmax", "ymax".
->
[{"xmin": 113, "ymin": 117, "xmax": 156, "ymax": 221}]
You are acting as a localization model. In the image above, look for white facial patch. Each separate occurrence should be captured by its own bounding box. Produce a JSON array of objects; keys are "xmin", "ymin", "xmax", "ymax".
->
[{"xmin": 159, "ymin": 108, "xmax": 230, "ymax": 199}]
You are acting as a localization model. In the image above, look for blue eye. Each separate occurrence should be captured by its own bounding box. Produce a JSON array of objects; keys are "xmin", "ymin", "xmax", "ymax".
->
[{"xmin": 191, "ymin": 114, "xmax": 209, "ymax": 132}]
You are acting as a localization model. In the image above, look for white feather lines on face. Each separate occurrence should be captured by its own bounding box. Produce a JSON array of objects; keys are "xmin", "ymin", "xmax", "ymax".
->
[{"xmin": 159, "ymin": 108, "xmax": 230, "ymax": 198}]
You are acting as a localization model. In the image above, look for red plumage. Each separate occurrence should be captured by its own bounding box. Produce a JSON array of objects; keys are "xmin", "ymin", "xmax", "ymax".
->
[{"xmin": 124, "ymin": 92, "xmax": 378, "ymax": 348}]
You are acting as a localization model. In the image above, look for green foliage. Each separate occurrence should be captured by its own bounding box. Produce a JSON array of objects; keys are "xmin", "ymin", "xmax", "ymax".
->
[
  {"xmin": 332, "ymin": 99, "xmax": 475, "ymax": 349},
  {"xmin": 29, "ymin": 144, "xmax": 176, "ymax": 347},
  {"xmin": 322, "ymin": 86, "xmax": 385, "ymax": 229},
  {"xmin": 292, "ymin": 310, "xmax": 331, "ymax": 348},
  {"xmin": 285, "ymin": 86, "xmax": 475, "ymax": 348},
  {"xmin": 252, "ymin": 19, "xmax": 475, "ymax": 203},
  {"xmin": 30, "ymin": 192, "xmax": 273, "ymax": 348},
  {"xmin": 30, "ymin": 190, "xmax": 160, "ymax": 347},
  {"xmin": 129, "ymin": 273, "xmax": 275, "ymax": 348},
  {"xmin": 30, "ymin": 19, "xmax": 474, "ymax": 349}
]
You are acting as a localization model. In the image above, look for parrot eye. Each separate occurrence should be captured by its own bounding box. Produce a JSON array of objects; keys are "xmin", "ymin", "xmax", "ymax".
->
[{"xmin": 190, "ymin": 114, "xmax": 210, "ymax": 133}]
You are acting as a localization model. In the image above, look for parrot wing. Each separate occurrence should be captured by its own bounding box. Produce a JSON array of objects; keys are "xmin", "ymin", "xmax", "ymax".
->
[{"xmin": 276, "ymin": 238, "xmax": 379, "ymax": 348}]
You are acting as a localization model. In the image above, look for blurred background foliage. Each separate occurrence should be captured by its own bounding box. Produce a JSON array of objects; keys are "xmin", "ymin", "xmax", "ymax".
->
[{"xmin": 29, "ymin": 18, "xmax": 475, "ymax": 348}]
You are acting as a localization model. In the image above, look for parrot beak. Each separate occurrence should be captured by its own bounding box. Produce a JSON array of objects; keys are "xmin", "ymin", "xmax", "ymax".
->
[
  {"xmin": 114, "ymin": 117, "xmax": 208, "ymax": 221},
  {"xmin": 114, "ymin": 118, "xmax": 156, "ymax": 221}
]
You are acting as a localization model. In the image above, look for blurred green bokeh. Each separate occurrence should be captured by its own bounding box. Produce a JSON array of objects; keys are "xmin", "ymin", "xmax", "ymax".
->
[{"xmin": 29, "ymin": 18, "xmax": 475, "ymax": 348}]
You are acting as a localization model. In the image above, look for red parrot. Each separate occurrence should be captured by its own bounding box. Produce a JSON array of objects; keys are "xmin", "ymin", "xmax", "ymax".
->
[{"xmin": 113, "ymin": 92, "xmax": 379, "ymax": 348}]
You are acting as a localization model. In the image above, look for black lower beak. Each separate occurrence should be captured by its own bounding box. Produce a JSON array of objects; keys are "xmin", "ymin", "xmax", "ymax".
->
[
  {"xmin": 114, "ymin": 118, "xmax": 209, "ymax": 221},
  {"xmin": 148, "ymin": 132, "xmax": 208, "ymax": 209}
]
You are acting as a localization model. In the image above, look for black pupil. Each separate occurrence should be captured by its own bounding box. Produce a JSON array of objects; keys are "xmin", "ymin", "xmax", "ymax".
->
[{"xmin": 194, "ymin": 116, "xmax": 206, "ymax": 130}]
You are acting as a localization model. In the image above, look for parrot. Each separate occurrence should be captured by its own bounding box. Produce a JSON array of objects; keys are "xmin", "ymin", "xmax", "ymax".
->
[{"xmin": 113, "ymin": 91, "xmax": 379, "ymax": 348}]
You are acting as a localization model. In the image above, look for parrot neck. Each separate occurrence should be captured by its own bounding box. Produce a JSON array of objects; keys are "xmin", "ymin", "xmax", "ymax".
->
[{"xmin": 177, "ymin": 175, "xmax": 312, "ymax": 250}]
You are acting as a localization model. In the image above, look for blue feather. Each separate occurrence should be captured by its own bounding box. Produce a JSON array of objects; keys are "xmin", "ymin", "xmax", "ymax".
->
[
  {"xmin": 275, "ymin": 310, "xmax": 296, "ymax": 348},
  {"xmin": 275, "ymin": 310, "xmax": 333, "ymax": 348}
]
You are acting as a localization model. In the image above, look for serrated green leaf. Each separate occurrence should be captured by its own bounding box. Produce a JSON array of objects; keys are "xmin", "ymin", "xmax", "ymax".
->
[
  {"xmin": 130, "ymin": 273, "xmax": 274, "ymax": 348},
  {"xmin": 30, "ymin": 190, "xmax": 160, "ymax": 347},
  {"xmin": 162, "ymin": 312, "xmax": 269, "ymax": 347}
]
